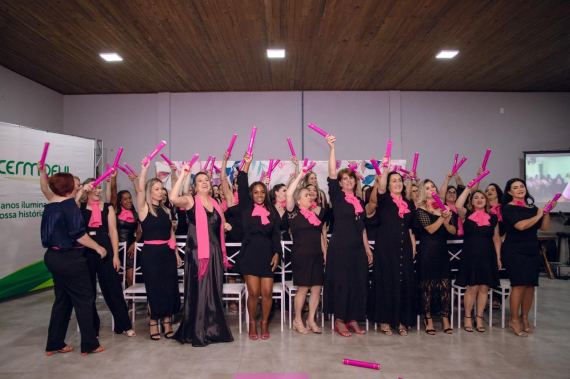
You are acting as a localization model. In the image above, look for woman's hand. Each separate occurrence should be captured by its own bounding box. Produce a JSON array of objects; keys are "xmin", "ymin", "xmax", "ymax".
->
[
  {"xmin": 95, "ymin": 245, "xmax": 107, "ymax": 259},
  {"xmin": 224, "ymin": 222, "xmax": 232, "ymax": 231},
  {"xmin": 127, "ymin": 243, "xmax": 135, "ymax": 258},
  {"xmin": 223, "ymin": 151, "xmax": 231, "ymax": 161},
  {"xmin": 291, "ymin": 156, "xmax": 299, "ymax": 166},
  {"xmin": 141, "ymin": 158, "xmax": 150, "ymax": 170},
  {"xmin": 381, "ymin": 156, "xmax": 389, "ymax": 167},
  {"xmin": 536, "ymin": 206, "xmax": 546, "ymax": 217},
  {"xmin": 176, "ymin": 253, "xmax": 182, "ymax": 268},
  {"xmin": 446, "ymin": 171, "xmax": 453, "ymax": 180},
  {"xmin": 244, "ymin": 151, "xmax": 253, "ymax": 163},
  {"xmin": 366, "ymin": 249, "xmax": 373, "ymax": 265},
  {"xmin": 113, "ymin": 256, "xmax": 121, "ymax": 272},
  {"xmin": 128, "ymin": 173, "xmax": 138, "ymax": 181},
  {"xmin": 326, "ymin": 135, "xmax": 336, "ymax": 148},
  {"xmin": 37, "ymin": 161, "xmax": 46, "ymax": 173},
  {"xmin": 262, "ymin": 175, "xmax": 270, "ymax": 187},
  {"xmin": 270, "ymin": 253, "xmax": 279, "ymax": 271},
  {"xmin": 169, "ymin": 164, "xmax": 177, "ymax": 173},
  {"xmin": 497, "ymin": 258, "xmax": 502, "ymax": 270},
  {"xmin": 82, "ymin": 183, "xmax": 93, "ymax": 193},
  {"xmin": 442, "ymin": 209, "xmax": 452, "ymax": 219}
]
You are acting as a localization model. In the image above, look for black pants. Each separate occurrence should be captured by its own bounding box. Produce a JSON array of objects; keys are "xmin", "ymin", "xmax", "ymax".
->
[
  {"xmin": 44, "ymin": 248, "xmax": 100, "ymax": 353},
  {"xmin": 84, "ymin": 246, "xmax": 132, "ymax": 334}
]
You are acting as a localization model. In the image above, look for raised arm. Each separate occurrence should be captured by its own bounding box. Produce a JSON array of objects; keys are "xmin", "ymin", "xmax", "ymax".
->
[
  {"xmin": 366, "ymin": 176, "xmax": 379, "ymax": 216},
  {"xmin": 377, "ymin": 157, "xmax": 390, "ymax": 195},
  {"xmin": 237, "ymin": 152, "xmax": 253, "ymax": 209},
  {"xmin": 38, "ymin": 161, "xmax": 54, "ymax": 201},
  {"xmin": 439, "ymin": 171, "xmax": 453, "ymax": 200},
  {"xmin": 286, "ymin": 170, "xmax": 305, "ymax": 212},
  {"xmin": 107, "ymin": 205, "xmax": 121, "ymax": 271},
  {"xmin": 327, "ymin": 135, "xmax": 337, "ymax": 180},
  {"xmin": 137, "ymin": 159, "xmax": 150, "ymax": 218},
  {"xmin": 220, "ymin": 151, "xmax": 234, "ymax": 205},
  {"xmin": 109, "ymin": 169, "xmax": 118, "ymax": 207},
  {"xmin": 454, "ymin": 172, "xmax": 465, "ymax": 187},
  {"xmin": 405, "ymin": 177, "xmax": 413, "ymax": 200},
  {"xmin": 170, "ymin": 164, "xmax": 178, "ymax": 189},
  {"xmin": 169, "ymin": 164, "xmax": 194, "ymax": 210},
  {"xmin": 455, "ymin": 182, "xmax": 470, "ymax": 219}
]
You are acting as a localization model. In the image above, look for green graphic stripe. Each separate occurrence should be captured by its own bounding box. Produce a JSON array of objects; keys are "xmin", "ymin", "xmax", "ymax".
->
[{"xmin": 0, "ymin": 261, "xmax": 53, "ymax": 299}]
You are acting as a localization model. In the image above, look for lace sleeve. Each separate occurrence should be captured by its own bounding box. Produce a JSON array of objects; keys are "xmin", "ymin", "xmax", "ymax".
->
[
  {"xmin": 417, "ymin": 208, "xmax": 433, "ymax": 228},
  {"xmin": 287, "ymin": 206, "xmax": 299, "ymax": 220}
]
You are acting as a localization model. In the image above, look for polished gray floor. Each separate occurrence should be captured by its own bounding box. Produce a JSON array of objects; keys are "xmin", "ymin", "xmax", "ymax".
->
[{"xmin": 0, "ymin": 276, "xmax": 568, "ymax": 379}]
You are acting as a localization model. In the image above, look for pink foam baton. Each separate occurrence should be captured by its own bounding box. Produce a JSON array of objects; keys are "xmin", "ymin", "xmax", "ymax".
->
[
  {"xmin": 239, "ymin": 126, "xmax": 257, "ymax": 170},
  {"xmin": 266, "ymin": 159, "xmax": 274, "ymax": 180},
  {"xmin": 116, "ymin": 164, "xmax": 131, "ymax": 176},
  {"xmin": 287, "ymin": 138, "xmax": 297, "ymax": 157},
  {"xmin": 143, "ymin": 140, "xmax": 166, "ymax": 165},
  {"xmin": 452, "ymin": 157, "xmax": 467, "ymax": 175},
  {"xmin": 213, "ymin": 164, "xmax": 221, "ymax": 174},
  {"xmin": 112, "ymin": 147, "xmax": 123, "ymax": 169},
  {"xmin": 343, "ymin": 359, "xmax": 380, "ymax": 370},
  {"xmin": 348, "ymin": 164, "xmax": 364, "ymax": 181},
  {"xmin": 260, "ymin": 171, "xmax": 266, "ymax": 181},
  {"xmin": 204, "ymin": 155, "xmax": 212, "ymax": 171},
  {"xmin": 412, "ymin": 153, "xmax": 419, "ymax": 174},
  {"xmin": 308, "ymin": 123, "xmax": 329, "ymax": 137},
  {"xmin": 544, "ymin": 193, "xmax": 562, "ymax": 213},
  {"xmin": 106, "ymin": 163, "xmax": 112, "ymax": 182},
  {"xmin": 185, "ymin": 154, "xmax": 200, "ymax": 172},
  {"xmin": 371, "ymin": 159, "xmax": 381, "ymax": 175},
  {"xmin": 399, "ymin": 167, "xmax": 411, "ymax": 174},
  {"xmin": 383, "ymin": 140, "xmax": 392, "ymax": 167},
  {"xmin": 124, "ymin": 163, "xmax": 137, "ymax": 176},
  {"xmin": 271, "ymin": 159, "xmax": 281, "ymax": 171},
  {"xmin": 92, "ymin": 167, "xmax": 115, "ymax": 187},
  {"xmin": 431, "ymin": 192, "xmax": 447, "ymax": 211},
  {"xmin": 227, "ymin": 134, "xmax": 237, "ymax": 156},
  {"xmin": 306, "ymin": 161, "xmax": 316, "ymax": 172},
  {"xmin": 467, "ymin": 169, "xmax": 490, "ymax": 188},
  {"xmin": 453, "ymin": 153, "xmax": 459, "ymax": 171},
  {"xmin": 39, "ymin": 142, "xmax": 50, "ymax": 170},
  {"xmin": 481, "ymin": 149, "xmax": 491, "ymax": 170},
  {"xmin": 160, "ymin": 153, "xmax": 175, "ymax": 167},
  {"xmin": 209, "ymin": 156, "xmax": 215, "ymax": 176}
]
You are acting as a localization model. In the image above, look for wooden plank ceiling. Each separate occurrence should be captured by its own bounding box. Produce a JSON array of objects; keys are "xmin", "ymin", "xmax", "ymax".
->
[{"xmin": 1, "ymin": 0, "xmax": 570, "ymax": 94}]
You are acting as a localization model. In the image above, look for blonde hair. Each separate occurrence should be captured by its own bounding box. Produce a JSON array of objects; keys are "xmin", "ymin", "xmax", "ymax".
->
[
  {"xmin": 417, "ymin": 179, "xmax": 439, "ymax": 208},
  {"xmin": 80, "ymin": 178, "xmax": 98, "ymax": 203},
  {"xmin": 467, "ymin": 190, "xmax": 492, "ymax": 214},
  {"xmin": 145, "ymin": 178, "xmax": 170, "ymax": 218}
]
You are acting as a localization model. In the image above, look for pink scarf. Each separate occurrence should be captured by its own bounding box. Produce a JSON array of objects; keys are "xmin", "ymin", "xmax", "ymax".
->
[
  {"xmin": 88, "ymin": 201, "xmax": 102, "ymax": 227},
  {"xmin": 194, "ymin": 196, "xmax": 232, "ymax": 280},
  {"xmin": 117, "ymin": 206, "xmax": 135, "ymax": 222},
  {"xmin": 468, "ymin": 210, "xmax": 491, "ymax": 226},
  {"xmin": 311, "ymin": 201, "xmax": 318, "ymax": 209},
  {"xmin": 252, "ymin": 203, "xmax": 271, "ymax": 225},
  {"xmin": 300, "ymin": 207, "xmax": 321, "ymax": 226},
  {"xmin": 427, "ymin": 201, "xmax": 440, "ymax": 210},
  {"xmin": 391, "ymin": 193, "xmax": 410, "ymax": 218},
  {"xmin": 276, "ymin": 200, "xmax": 286, "ymax": 208},
  {"xmin": 343, "ymin": 190, "xmax": 363, "ymax": 215},
  {"xmin": 514, "ymin": 200, "xmax": 526, "ymax": 207},
  {"xmin": 221, "ymin": 199, "xmax": 228, "ymax": 212},
  {"xmin": 233, "ymin": 191, "xmax": 239, "ymax": 205},
  {"xmin": 490, "ymin": 202, "xmax": 503, "ymax": 222},
  {"xmin": 446, "ymin": 202, "xmax": 464, "ymax": 236}
]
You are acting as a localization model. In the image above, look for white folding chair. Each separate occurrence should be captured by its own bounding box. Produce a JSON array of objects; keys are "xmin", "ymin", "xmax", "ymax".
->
[
  {"xmin": 123, "ymin": 243, "xmax": 147, "ymax": 324},
  {"xmin": 222, "ymin": 242, "xmax": 245, "ymax": 334}
]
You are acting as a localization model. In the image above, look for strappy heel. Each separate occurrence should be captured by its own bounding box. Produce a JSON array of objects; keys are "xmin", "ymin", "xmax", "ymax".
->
[
  {"xmin": 307, "ymin": 322, "xmax": 322, "ymax": 334},
  {"xmin": 46, "ymin": 345, "xmax": 74, "ymax": 356},
  {"xmin": 508, "ymin": 319, "xmax": 528, "ymax": 337},
  {"xmin": 463, "ymin": 316, "xmax": 474, "ymax": 332},
  {"xmin": 248, "ymin": 321, "xmax": 258, "ymax": 340},
  {"xmin": 423, "ymin": 316, "xmax": 436, "ymax": 335},
  {"xmin": 123, "ymin": 329, "xmax": 136, "ymax": 337},
  {"xmin": 161, "ymin": 320, "xmax": 174, "ymax": 339},
  {"xmin": 346, "ymin": 321, "xmax": 366, "ymax": 335},
  {"xmin": 379, "ymin": 323, "xmax": 392, "ymax": 336},
  {"xmin": 475, "ymin": 315, "xmax": 486, "ymax": 333},
  {"xmin": 521, "ymin": 315, "xmax": 533, "ymax": 334},
  {"xmin": 442, "ymin": 316, "xmax": 453, "ymax": 334},
  {"xmin": 397, "ymin": 325, "xmax": 408, "ymax": 336},
  {"xmin": 260, "ymin": 320, "xmax": 270, "ymax": 340},
  {"xmin": 334, "ymin": 320, "xmax": 351, "ymax": 337},
  {"xmin": 148, "ymin": 322, "xmax": 161, "ymax": 341},
  {"xmin": 80, "ymin": 345, "xmax": 105, "ymax": 356},
  {"xmin": 293, "ymin": 320, "xmax": 309, "ymax": 335}
]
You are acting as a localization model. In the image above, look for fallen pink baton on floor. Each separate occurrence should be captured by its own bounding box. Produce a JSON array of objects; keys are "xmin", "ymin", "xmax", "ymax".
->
[{"xmin": 343, "ymin": 359, "xmax": 380, "ymax": 370}]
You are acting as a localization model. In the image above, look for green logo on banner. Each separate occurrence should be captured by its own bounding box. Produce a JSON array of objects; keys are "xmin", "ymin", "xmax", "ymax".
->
[{"xmin": 0, "ymin": 160, "xmax": 70, "ymax": 176}]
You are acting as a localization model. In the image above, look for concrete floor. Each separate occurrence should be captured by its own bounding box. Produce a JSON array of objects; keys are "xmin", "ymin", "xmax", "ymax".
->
[{"xmin": 0, "ymin": 276, "xmax": 568, "ymax": 379}]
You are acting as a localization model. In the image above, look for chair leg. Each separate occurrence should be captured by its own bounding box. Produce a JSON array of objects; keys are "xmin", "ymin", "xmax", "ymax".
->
[
  {"xmin": 289, "ymin": 292, "xmax": 292, "ymax": 329},
  {"xmin": 281, "ymin": 295, "xmax": 284, "ymax": 332},
  {"xmin": 417, "ymin": 314, "xmax": 420, "ymax": 331},
  {"xmin": 501, "ymin": 292, "xmax": 506, "ymax": 329},
  {"xmin": 238, "ymin": 293, "xmax": 242, "ymax": 335},
  {"xmin": 534, "ymin": 289, "xmax": 537, "ymax": 327},
  {"xmin": 451, "ymin": 287, "xmax": 454, "ymax": 329},
  {"xmin": 489, "ymin": 291, "xmax": 493, "ymax": 327},
  {"xmin": 331, "ymin": 314, "xmax": 334, "ymax": 330},
  {"xmin": 458, "ymin": 293, "xmax": 462, "ymax": 329}
]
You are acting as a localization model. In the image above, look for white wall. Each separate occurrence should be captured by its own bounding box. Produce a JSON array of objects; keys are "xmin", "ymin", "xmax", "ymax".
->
[{"xmin": 0, "ymin": 66, "xmax": 63, "ymax": 133}]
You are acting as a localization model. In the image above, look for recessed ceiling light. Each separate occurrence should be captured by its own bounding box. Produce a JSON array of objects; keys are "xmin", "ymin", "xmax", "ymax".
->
[
  {"xmin": 436, "ymin": 50, "xmax": 459, "ymax": 59},
  {"xmin": 100, "ymin": 53, "xmax": 123, "ymax": 62},
  {"xmin": 267, "ymin": 49, "xmax": 285, "ymax": 59}
]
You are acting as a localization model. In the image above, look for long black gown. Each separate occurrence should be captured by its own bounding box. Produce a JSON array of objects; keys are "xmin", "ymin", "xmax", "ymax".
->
[
  {"xmin": 174, "ymin": 204, "xmax": 234, "ymax": 346},
  {"xmin": 455, "ymin": 211, "xmax": 500, "ymax": 287},
  {"xmin": 140, "ymin": 205, "xmax": 181, "ymax": 319},
  {"xmin": 80, "ymin": 202, "xmax": 132, "ymax": 334},
  {"xmin": 323, "ymin": 178, "xmax": 368, "ymax": 321},
  {"xmin": 368, "ymin": 192, "xmax": 416, "ymax": 328},
  {"xmin": 502, "ymin": 204, "xmax": 542, "ymax": 287},
  {"xmin": 287, "ymin": 206, "xmax": 326, "ymax": 286},
  {"xmin": 416, "ymin": 208, "xmax": 455, "ymax": 317},
  {"xmin": 236, "ymin": 172, "xmax": 282, "ymax": 278}
]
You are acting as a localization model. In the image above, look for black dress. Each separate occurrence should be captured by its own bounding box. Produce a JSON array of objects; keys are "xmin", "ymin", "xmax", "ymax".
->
[
  {"xmin": 140, "ymin": 206, "xmax": 181, "ymax": 319},
  {"xmin": 368, "ymin": 192, "xmax": 415, "ymax": 328},
  {"xmin": 286, "ymin": 206, "xmax": 326, "ymax": 286},
  {"xmin": 502, "ymin": 204, "xmax": 542, "ymax": 287},
  {"xmin": 236, "ymin": 172, "xmax": 282, "ymax": 278},
  {"xmin": 116, "ymin": 207, "xmax": 139, "ymax": 269},
  {"xmin": 224, "ymin": 204, "xmax": 244, "ymax": 273},
  {"xmin": 323, "ymin": 178, "xmax": 368, "ymax": 321},
  {"xmin": 174, "ymin": 205, "xmax": 234, "ymax": 346},
  {"xmin": 416, "ymin": 208, "xmax": 455, "ymax": 317},
  {"xmin": 80, "ymin": 203, "xmax": 132, "ymax": 334},
  {"xmin": 175, "ymin": 207, "xmax": 188, "ymax": 236},
  {"xmin": 365, "ymin": 211, "xmax": 380, "ymax": 244},
  {"xmin": 455, "ymin": 211, "xmax": 500, "ymax": 287}
]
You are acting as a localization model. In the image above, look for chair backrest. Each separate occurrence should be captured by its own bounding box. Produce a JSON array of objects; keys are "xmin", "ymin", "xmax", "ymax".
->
[
  {"xmin": 224, "ymin": 242, "xmax": 242, "ymax": 280},
  {"xmin": 118, "ymin": 241, "xmax": 127, "ymax": 288},
  {"xmin": 132, "ymin": 243, "xmax": 145, "ymax": 286}
]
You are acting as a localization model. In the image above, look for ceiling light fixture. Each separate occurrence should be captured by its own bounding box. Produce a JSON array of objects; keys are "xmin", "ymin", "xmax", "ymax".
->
[
  {"xmin": 100, "ymin": 53, "xmax": 123, "ymax": 62},
  {"xmin": 267, "ymin": 49, "xmax": 285, "ymax": 59},
  {"xmin": 436, "ymin": 50, "xmax": 459, "ymax": 59}
]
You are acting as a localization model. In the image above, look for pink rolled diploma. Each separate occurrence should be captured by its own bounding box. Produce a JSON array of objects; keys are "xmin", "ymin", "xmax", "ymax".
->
[
  {"xmin": 116, "ymin": 164, "xmax": 131, "ymax": 176},
  {"xmin": 227, "ymin": 134, "xmax": 237, "ymax": 155},
  {"xmin": 106, "ymin": 163, "xmax": 112, "ymax": 182},
  {"xmin": 412, "ymin": 153, "xmax": 419, "ymax": 174},
  {"xmin": 92, "ymin": 167, "xmax": 115, "ymax": 187},
  {"xmin": 185, "ymin": 154, "xmax": 200, "ymax": 172},
  {"xmin": 39, "ymin": 142, "xmax": 50, "ymax": 170},
  {"xmin": 383, "ymin": 140, "xmax": 392, "ymax": 167},
  {"xmin": 160, "ymin": 153, "xmax": 175, "ymax": 167},
  {"xmin": 113, "ymin": 147, "xmax": 123, "ymax": 169},
  {"xmin": 481, "ymin": 149, "xmax": 491, "ymax": 170},
  {"xmin": 467, "ymin": 169, "xmax": 490, "ymax": 188},
  {"xmin": 543, "ymin": 193, "xmax": 562, "ymax": 213},
  {"xmin": 308, "ymin": 123, "xmax": 329, "ymax": 137},
  {"xmin": 124, "ymin": 163, "xmax": 138, "ymax": 176},
  {"xmin": 287, "ymin": 138, "xmax": 297, "ymax": 157},
  {"xmin": 143, "ymin": 140, "xmax": 167, "ymax": 165},
  {"xmin": 431, "ymin": 192, "xmax": 447, "ymax": 211},
  {"xmin": 453, "ymin": 153, "xmax": 459, "ymax": 171},
  {"xmin": 343, "ymin": 359, "xmax": 380, "ymax": 370},
  {"xmin": 452, "ymin": 157, "xmax": 467, "ymax": 175},
  {"xmin": 371, "ymin": 159, "xmax": 381, "ymax": 175}
]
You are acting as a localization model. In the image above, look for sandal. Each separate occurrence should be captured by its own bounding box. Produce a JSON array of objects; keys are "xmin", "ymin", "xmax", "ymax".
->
[
  {"xmin": 80, "ymin": 345, "xmax": 105, "ymax": 356},
  {"xmin": 346, "ymin": 321, "xmax": 366, "ymax": 335},
  {"xmin": 521, "ymin": 315, "xmax": 533, "ymax": 334},
  {"xmin": 148, "ymin": 322, "xmax": 161, "ymax": 341},
  {"xmin": 508, "ymin": 319, "xmax": 528, "ymax": 337},
  {"xmin": 379, "ymin": 323, "xmax": 393, "ymax": 336},
  {"xmin": 293, "ymin": 320, "xmax": 309, "ymax": 335},
  {"xmin": 442, "ymin": 317, "xmax": 453, "ymax": 334},
  {"xmin": 334, "ymin": 320, "xmax": 351, "ymax": 337},
  {"xmin": 475, "ymin": 315, "xmax": 486, "ymax": 333},
  {"xmin": 123, "ymin": 329, "xmax": 136, "ymax": 337},
  {"xmin": 423, "ymin": 316, "xmax": 436, "ymax": 335},
  {"xmin": 46, "ymin": 345, "xmax": 74, "ymax": 356},
  {"xmin": 397, "ymin": 325, "xmax": 408, "ymax": 336},
  {"xmin": 260, "ymin": 320, "xmax": 270, "ymax": 340},
  {"xmin": 307, "ymin": 322, "xmax": 322, "ymax": 334},
  {"xmin": 248, "ymin": 321, "xmax": 258, "ymax": 340},
  {"xmin": 162, "ymin": 320, "xmax": 174, "ymax": 339},
  {"xmin": 492, "ymin": 300, "xmax": 500, "ymax": 310},
  {"xmin": 463, "ymin": 316, "xmax": 474, "ymax": 332}
]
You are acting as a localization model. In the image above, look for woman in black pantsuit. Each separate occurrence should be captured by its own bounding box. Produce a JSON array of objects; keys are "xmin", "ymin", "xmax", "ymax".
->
[
  {"xmin": 323, "ymin": 135, "xmax": 373, "ymax": 337},
  {"xmin": 368, "ymin": 157, "xmax": 416, "ymax": 336},
  {"xmin": 502, "ymin": 178, "xmax": 556, "ymax": 337},
  {"xmin": 137, "ymin": 160, "xmax": 182, "ymax": 340},
  {"xmin": 40, "ymin": 172, "xmax": 106, "ymax": 356},
  {"xmin": 77, "ymin": 179, "xmax": 135, "ymax": 337}
]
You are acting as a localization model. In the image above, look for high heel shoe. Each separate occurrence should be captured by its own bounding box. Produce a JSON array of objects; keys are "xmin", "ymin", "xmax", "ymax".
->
[
  {"xmin": 260, "ymin": 320, "xmax": 270, "ymax": 340},
  {"xmin": 334, "ymin": 321, "xmax": 351, "ymax": 337},
  {"xmin": 521, "ymin": 315, "xmax": 534, "ymax": 334},
  {"xmin": 46, "ymin": 345, "xmax": 74, "ymax": 356},
  {"xmin": 161, "ymin": 320, "xmax": 174, "ymax": 339},
  {"xmin": 475, "ymin": 315, "xmax": 486, "ymax": 333},
  {"xmin": 379, "ymin": 323, "xmax": 392, "ymax": 336},
  {"xmin": 508, "ymin": 319, "xmax": 528, "ymax": 337},
  {"xmin": 80, "ymin": 345, "xmax": 105, "ymax": 356},
  {"xmin": 346, "ymin": 321, "xmax": 366, "ymax": 335},
  {"xmin": 307, "ymin": 322, "xmax": 322, "ymax": 334},
  {"xmin": 442, "ymin": 316, "xmax": 453, "ymax": 334},
  {"xmin": 463, "ymin": 316, "xmax": 474, "ymax": 332},
  {"xmin": 248, "ymin": 321, "xmax": 258, "ymax": 340},
  {"xmin": 293, "ymin": 320, "xmax": 309, "ymax": 335},
  {"xmin": 423, "ymin": 316, "xmax": 436, "ymax": 335},
  {"xmin": 148, "ymin": 322, "xmax": 161, "ymax": 341}
]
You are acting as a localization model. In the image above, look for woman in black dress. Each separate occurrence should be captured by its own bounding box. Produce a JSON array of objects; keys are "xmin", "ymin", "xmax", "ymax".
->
[
  {"xmin": 41, "ymin": 172, "xmax": 106, "ymax": 356},
  {"xmin": 502, "ymin": 178, "xmax": 555, "ymax": 337},
  {"xmin": 368, "ymin": 158, "xmax": 416, "ymax": 336},
  {"xmin": 324, "ymin": 135, "xmax": 373, "ymax": 337},
  {"xmin": 286, "ymin": 171, "xmax": 327, "ymax": 335},
  {"xmin": 455, "ymin": 188, "xmax": 501, "ymax": 333},
  {"xmin": 485, "ymin": 183, "xmax": 506, "ymax": 310},
  {"xmin": 238, "ymin": 152, "xmax": 282, "ymax": 340},
  {"xmin": 137, "ymin": 160, "xmax": 182, "ymax": 340},
  {"xmin": 170, "ymin": 169, "xmax": 234, "ymax": 346},
  {"xmin": 77, "ymin": 179, "xmax": 135, "ymax": 337},
  {"xmin": 416, "ymin": 179, "xmax": 456, "ymax": 335}
]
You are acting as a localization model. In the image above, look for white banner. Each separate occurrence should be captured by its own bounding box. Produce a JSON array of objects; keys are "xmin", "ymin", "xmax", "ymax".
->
[{"xmin": 0, "ymin": 123, "xmax": 96, "ymax": 298}]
